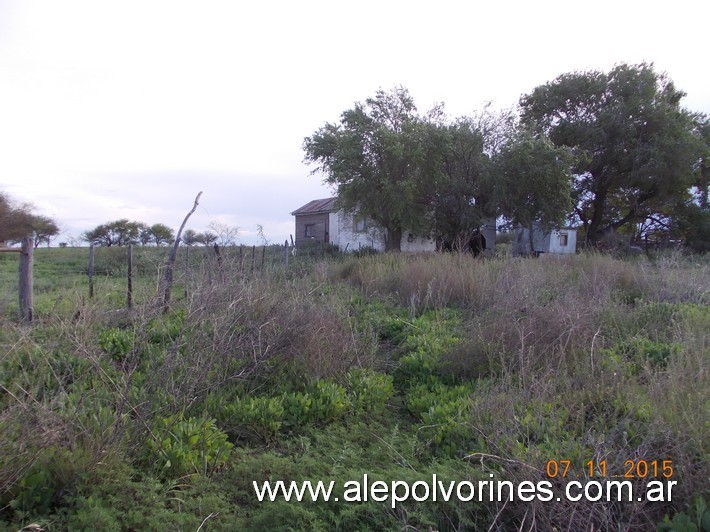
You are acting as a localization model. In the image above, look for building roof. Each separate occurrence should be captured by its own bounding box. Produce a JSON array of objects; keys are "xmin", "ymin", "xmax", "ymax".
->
[{"xmin": 291, "ymin": 197, "xmax": 338, "ymax": 215}]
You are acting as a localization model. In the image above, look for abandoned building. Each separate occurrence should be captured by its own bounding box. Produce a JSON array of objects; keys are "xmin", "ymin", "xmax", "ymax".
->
[{"xmin": 291, "ymin": 197, "xmax": 496, "ymax": 254}]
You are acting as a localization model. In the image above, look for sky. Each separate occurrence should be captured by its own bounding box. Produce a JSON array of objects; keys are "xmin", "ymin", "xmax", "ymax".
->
[{"xmin": 1, "ymin": 0, "xmax": 708, "ymax": 245}]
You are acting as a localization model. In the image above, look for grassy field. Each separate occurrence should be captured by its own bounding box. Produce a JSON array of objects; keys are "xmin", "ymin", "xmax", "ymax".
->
[{"xmin": 0, "ymin": 246, "xmax": 708, "ymax": 530}]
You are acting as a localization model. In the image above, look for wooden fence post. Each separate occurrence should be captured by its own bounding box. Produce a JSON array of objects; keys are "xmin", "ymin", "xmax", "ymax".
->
[
  {"xmin": 251, "ymin": 245, "xmax": 256, "ymax": 273},
  {"xmin": 284, "ymin": 240, "xmax": 289, "ymax": 266},
  {"xmin": 205, "ymin": 247, "xmax": 213, "ymax": 285},
  {"xmin": 88, "ymin": 244, "xmax": 95, "ymax": 299},
  {"xmin": 19, "ymin": 237, "xmax": 33, "ymax": 323},
  {"xmin": 213, "ymin": 243, "xmax": 223, "ymax": 282},
  {"xmin": 184, "ymin": 246, "xmax": 190, "ymax": 298},
  {"xmin": 261, "ymin": 245, "xmax": 266, "ymax": 271},
  {"xmin": 127, "ymin": 244, "xmax": 133, "ymax": 310}
]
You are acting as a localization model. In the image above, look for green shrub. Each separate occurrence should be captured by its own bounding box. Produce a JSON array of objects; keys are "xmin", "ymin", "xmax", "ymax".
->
[
  {"xmin": 222, "ymin": 395, "xmax": 284, "ymax": 441},
  {"xmin": 281, "ymin": 391, "xmax": 313, "ymax": 429},
  {"xmin": 310, "ymin": 380, "xmax": 350, "ymax": 423},
  {"xmin": 402, "ymin": 381, "xmax": 475, "ymax": 456},
  {"xmin": 658, "ymin": 496, "xmax": 710, "ymax": 531},
  {"xmin": 346, "ymin": 368, "xmax": 395, "ymax": 413},
  {"xmin": 281, "ymin": 380, "xmax": 350, "ymax": 428},
  {"xmin": 98, "ymin": 327, "xmax": 133, "ymax": 360},
  {"xmin": 146, "ymin": 309, "xmax": 185, "ymax": 345},
  {"xmin": 600, "ymin": 336, "xmax": 681, "ymax": 374},
  {"xmin": 147, "ymin": 414, "xmax": 233, "ymax": 477}
]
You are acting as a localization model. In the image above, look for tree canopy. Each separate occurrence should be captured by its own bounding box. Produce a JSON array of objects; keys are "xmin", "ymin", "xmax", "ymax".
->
[
  {"xmin": 0, "ymin": 192, "xmax": 60, "ymax": 247},
  {"xmin": 428, "ymin": 115, "xmax": 502, "ymax": 248},
  {"xmin": 181, "ymin": 229, "xmax": 217, "ymax": 246},
  {"xmin": 519, "ymin": 62, "xmax": 704, "ymax": 245},
  {"xmin": 303, "ymin": 88, "xmax": 509, "ymax": 251},
  {"xmin": 148, "ymin": 223, "xmax": 175, "ymax": 246},
  {"xmin": 83, "ymin": 220, "xmax": 175, "ymax": 247},
  {"xmin": 493, "ymin": 130, "xmax": 573, "ymax": 240},
  {"xmin": 303, "ymin": 87, "xmax": 435, "ymax": 251}
]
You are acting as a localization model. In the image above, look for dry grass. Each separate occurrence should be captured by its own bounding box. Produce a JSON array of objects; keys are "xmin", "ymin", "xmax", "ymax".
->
[{"xmin": 0, "ymin": 249, "xmax": 707, "ymax": 529}]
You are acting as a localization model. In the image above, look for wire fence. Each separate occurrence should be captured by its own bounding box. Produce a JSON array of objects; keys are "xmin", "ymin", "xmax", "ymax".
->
[{"xmin": 0, "ymin": 241, "xmax": 338, "ymax": 319}]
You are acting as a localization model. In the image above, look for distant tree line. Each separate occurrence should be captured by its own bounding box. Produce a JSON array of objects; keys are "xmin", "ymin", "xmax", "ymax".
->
[
  {"xmin": 82, "ymin": 220, "xmax": 241, "ymax": 248},
  {"xmin": 0, "ymin": 192, "xmax": 60, "ymax": 248},
  {"xmin": 303, "ymin": 63, "xmax": 709, "ymax": 252},
  {"xmin": 83, "ymin": 220, "xmax": 176, "ymax": 247}
]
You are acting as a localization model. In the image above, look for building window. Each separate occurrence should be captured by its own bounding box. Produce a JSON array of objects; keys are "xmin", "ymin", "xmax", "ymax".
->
[
  {"xmin": 559, "ymin": 233, "xmax": 568, "ymax": 246},
  {"xmin": 305, "ymin": 224, "xmax": 315, "ymax": 238},
  {"xmin": 354, "ymin": 215, "xmax": 368, "ymax": 233}
]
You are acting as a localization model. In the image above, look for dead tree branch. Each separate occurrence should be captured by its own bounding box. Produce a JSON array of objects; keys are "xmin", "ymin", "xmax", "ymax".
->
[{"xmin": 162, "ymin": 191, "xmax": 202, "ymax": 314}]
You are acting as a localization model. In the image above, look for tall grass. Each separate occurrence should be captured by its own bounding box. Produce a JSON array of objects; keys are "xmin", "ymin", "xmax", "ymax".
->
[{"xmin": 0, "ymin": 248, "xmax": 707, "ymax": 529}]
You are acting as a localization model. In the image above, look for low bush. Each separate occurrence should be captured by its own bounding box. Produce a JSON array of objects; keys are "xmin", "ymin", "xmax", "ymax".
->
[{"xmin": 146, "ymin": 414, "xmax": 233, "ymax": 478}]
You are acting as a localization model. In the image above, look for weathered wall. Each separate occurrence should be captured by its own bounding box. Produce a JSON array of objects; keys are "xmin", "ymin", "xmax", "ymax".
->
[{"xmin": 294, "ymin": 213, "xmax": 329, "ymax": 245}]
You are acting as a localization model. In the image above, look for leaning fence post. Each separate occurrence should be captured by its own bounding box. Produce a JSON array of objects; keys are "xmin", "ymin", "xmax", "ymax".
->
[
  {"xmin": 88, "ymin": 244, "xmax": 95, "ymax": 299},
  {"xmin": 19, "ymin": 237, "xmax": 33, "ymax": 323}
]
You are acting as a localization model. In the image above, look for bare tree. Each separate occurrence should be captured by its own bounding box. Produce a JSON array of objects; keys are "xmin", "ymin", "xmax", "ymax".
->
[
  {"xmin": 162, "ymin": 192, "xmax": 202, "ymax": 313},
  {"xmin": 207, "ymin": 221, "xmax": 240, "ymax": 246}
]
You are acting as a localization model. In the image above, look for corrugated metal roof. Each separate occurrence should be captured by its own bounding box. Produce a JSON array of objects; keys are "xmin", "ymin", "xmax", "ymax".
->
[{"xmin": 291, "ymin": 197, "xmax": 338, "ymax": 215}]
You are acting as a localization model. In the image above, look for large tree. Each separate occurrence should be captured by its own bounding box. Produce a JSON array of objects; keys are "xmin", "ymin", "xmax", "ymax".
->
[
  {"xmin": 519, "ymin": 63, "xmax": 702, "ymax": 245},
  {"xmin": 303, "ymin": 87, "xmax": 434, "ymax": 251},
  {"xmin": 83, "ymin": 219, "xmax": 142, "ymax": 246},
  {"xmin": 428, "ymin": 115, "xmax": 500, "ymax": 248},
  {"xmin": 149, "ymin": 223, "xmax": 175, "ymax": 246},
  {"xmin": 493, "ymin": 130, "xmax": 573, "ymax": 251},
  {"xmin": 29, "ymin": 215, "xmax": 60, "ymax": 248},
  {"xmin": 0, "ymin": 192, "xmax": 60, "ymax": 246}
]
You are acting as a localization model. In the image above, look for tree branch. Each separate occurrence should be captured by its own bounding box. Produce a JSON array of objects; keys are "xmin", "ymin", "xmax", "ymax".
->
[{"xmin": 162, "ymin": 191, "xmax": 202, "ymax": 313}]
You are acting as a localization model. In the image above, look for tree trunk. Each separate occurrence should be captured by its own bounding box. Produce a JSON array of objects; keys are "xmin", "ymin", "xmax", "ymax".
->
[
  {"xmin": 162, "ymin": 191, "xmax": 202, "ymax": 314},
  {"xmin": 528, "ymin": 222, "xmax": 535, "ymax": 256}
]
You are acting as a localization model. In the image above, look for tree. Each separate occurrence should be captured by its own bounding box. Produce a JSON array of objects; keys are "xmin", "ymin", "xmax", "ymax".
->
[
  {"xmin": 493, "ymin": 130, "xmax": 573, "ymax": 252},
  {"xmin": 520, "ymin": 63, "xmax": 702, "ymax": 245},
  {"xmin": 0, "ymin": 192, "xmax": 34, "ymax": 243},
  {"xmin": 0, "ymin": 192, "xmax": 60, "ymax": 246},
  {"xmin": 83, "ymin": 219, "xmax": 142, "ymax": 246},
  {"xmin": 181, "ymin": 229, "xmax": 217, "ymax": 246},
  {"xmin": 199, "ymin": 231, "xmax": 218, "ymax": 246},
  {"xmin": 303, "ymin": 87, "xmax": 434, "ymax": 251},
  {"xmin": 207, "ymin": 221, "xmax": 239, "ymax": 247},
  {"xmin": 29, "ymin": 215, "xmax": 60, "ymax": 248},
  {"xmin": 138, "ymin": 223, "xmax": 152, "ymax": 245},
  {"xmin": 429, "ymin": 116, "xmax": 497, "ymax": 248},
  {"xmin": 149, "ymin": 223, "xmax": 175, "ymax": 246},
  {"xmin": 181, "ymin": 229, "xmax": 198, "ymax": 246}
]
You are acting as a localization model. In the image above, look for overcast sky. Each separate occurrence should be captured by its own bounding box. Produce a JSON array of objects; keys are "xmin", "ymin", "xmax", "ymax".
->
[{"xmin": 1, "ymin": 0, "xmax": 708, "ymax": 245}]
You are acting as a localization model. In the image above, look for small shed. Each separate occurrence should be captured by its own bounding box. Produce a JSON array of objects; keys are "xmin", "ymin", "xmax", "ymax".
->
[
  {"xmin": 513, "ymin": 225, "xmax": 577, "ymax": 256},
  {"xmin": 290, "ymin": 198, "xmax": 338, "ymax": 246}
]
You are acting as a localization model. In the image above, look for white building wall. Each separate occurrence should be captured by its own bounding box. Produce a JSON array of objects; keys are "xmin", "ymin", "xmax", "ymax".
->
[
  {"xmin": 547, "ymin": 229, "xmax": 577, "ymax": 254},
  {"xmin": 513, "ymin": 226, "xmax": 577, "ymax": 255},
  {"xmin": 329, "ymin": 211, "xmax": 385, "ymax": 252},
  {"xmin": 400, "ymin": 232, "xmax": 436, "ymax": 252},
  {"xmin": 330, "ymin": 211, "xmax": 438, "ymax": 252},
  {"xmin": 330, "ymin": 210, "xmax": 495, "ymax": 254}
]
